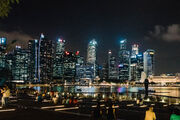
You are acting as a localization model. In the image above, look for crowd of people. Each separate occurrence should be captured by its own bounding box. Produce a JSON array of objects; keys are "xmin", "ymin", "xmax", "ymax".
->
[{"xmin": 35, "ymin": 90, "xmax": 78, "ymax": 106}]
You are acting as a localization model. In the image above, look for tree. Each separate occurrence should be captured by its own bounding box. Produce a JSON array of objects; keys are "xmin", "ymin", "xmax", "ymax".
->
[{"xmin": 0, "ymin": 0, "xmax": 19, "ymax": 18}]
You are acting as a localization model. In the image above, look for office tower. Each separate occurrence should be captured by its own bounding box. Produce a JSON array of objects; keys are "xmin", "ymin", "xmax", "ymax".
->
[
  {"xmin": 143, "ymin": 49, "xmax": 155, "ymax": 77},
  {"xmin": 0, "ymin": 37, "xmax": 7, "ymax": 69},
  {"xmin": 28, "ymin": 39, "xmax": 39, "ymax": 83},
  {"xmin": 131, "ymin": 44, "xmax": 139, "ymax": 58},
  {"xmin": 108, "ymin": 50, "xmax": 118, "ymax": 80},
  {"xmin": 38, "ymin": 34, "xmax": 53, "ymax": 83},
  {"xmin": 53, "ymin": 38, "xmax": 65, "ymax": 82},
  {"xmin": 63, "ymin": 51, "xmax": 77, "ymax": 83},
  {"xmin": 102, "ymin": 62, "xmax": 108, "ymax": 81},
  {"xmin": 87, "ymin": 39, "xmax": 97, "ymax": 82},
  {"xmin": 76, "ymin": 54, "xmax": 85, "ymax": 81},
  {"xmin": 136, "ymin": 54, "xmax": 144, "ymax": 80},
  {"xmin": 118, "ymin": 39, "xmax": 130, "ymax": 82},
  {"xmin": 129, "ymin": 44, "xmax": 139, "ymax": 81},
  {"xmin": 12, "ymin": 46, "xmax": 29, "ymax": 83}
]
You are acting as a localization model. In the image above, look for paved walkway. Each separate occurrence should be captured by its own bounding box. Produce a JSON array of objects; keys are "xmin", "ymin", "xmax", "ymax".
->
[{"xmin": 0, "ymin": 95, "xmax": 177, "ymax": 120}]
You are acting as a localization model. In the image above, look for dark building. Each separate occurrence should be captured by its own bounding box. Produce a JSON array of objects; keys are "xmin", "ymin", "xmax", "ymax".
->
[{"xmin": 28, "ymin": 39, "xmax": 38, "ymax": 83}]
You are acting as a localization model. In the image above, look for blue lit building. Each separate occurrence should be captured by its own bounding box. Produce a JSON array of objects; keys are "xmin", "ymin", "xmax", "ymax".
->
[
  {"xmin": 86, "ymin": 39, "xmax": 98, "ymax": 82},
  {"xmin": 118, "ymin": 39, "xmax": 130, "ymax": 82}
]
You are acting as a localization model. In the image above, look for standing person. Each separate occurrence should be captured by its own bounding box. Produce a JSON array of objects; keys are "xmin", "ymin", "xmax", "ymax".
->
[
  {"xmin": 107, "ymin": 100, "xmax": 116, "ymax": 120},
  {"xmin": 144, "ymin": 79, "xmax": 149, "ymax": 97},
  {"xmin": 144, "ymin": 106, "xmax": 156, "ymax": 120},
  {"xmin": 1, "ymin": 86, "xmax": 10, "ymax": 108},
  {"xmin": 93, "ymin": 102, "xmax": 102, "ymax": 120}
]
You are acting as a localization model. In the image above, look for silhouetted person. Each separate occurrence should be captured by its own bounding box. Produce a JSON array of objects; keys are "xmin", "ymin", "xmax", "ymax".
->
[
  {"xmin": 144, "ymin": 79, "xmax": 149, "ymax": 97},
  {"xmin": 93, "ymin": 102, "xmax": 102, "ymax": 120},
  {"xmin": 107, "ymin": 100, "xmax": 116, "ymax": 120}
]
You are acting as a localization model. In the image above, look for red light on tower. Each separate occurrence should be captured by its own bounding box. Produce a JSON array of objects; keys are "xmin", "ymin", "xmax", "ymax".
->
[{"xmin": 76, "ymin": 51, "xmax": 80, "ymax": 55}]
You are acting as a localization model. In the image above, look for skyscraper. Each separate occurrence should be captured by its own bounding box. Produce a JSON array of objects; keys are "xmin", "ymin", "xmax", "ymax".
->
[
  {"xmin": 53, "ymin": 38, "xmax": 65, "ymax": 82},
  {"xmin": 38, "ymin": 34, "xmax": 53, "ymax": 83},
  {"xmin": 0, "ymin": 37, "xmax": 7, "ymax": 69},
  {"xmin": 143, "ymin": 49, "xmax": 155, "ymax": 77},
  {"xmin": 108, "ymin": 50, "xmax": 118, "ymax": 80},
  {"xmin": 63, "ymin": 51, "xmax": 77, "ymax": 83},
  {"xmin": 86, "ymin": 39, "xmax": 97, "ymax": 81},
  {"xmin": 12, "ymin": 46, "xmax": 29, "ymax": 83},
  {"xmin": 76, "ymin": 54, "xmax": 85, "ymax": 81},
  {"xmin": 87, "ymin": 39, "xmax": 97, "ymax": 64},
  {"xmin": 28, "ymin": 39, "xmax": 39, "ymax": 83},
  {"xmin": 129, "ymin": 44, "xmax": 139, "ymax": 81},
  {"xmin": 118, "ymin": 39, "xmax": 130, "ymax": 82}
]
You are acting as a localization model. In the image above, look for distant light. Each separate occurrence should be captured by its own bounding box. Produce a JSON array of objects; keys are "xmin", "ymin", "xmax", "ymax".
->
[
  {"xmin": 120, "ymin": 39, "xmax": 126, "ymax": 44},
  {"xmin": 35, "ymin": 39, "xmax": 38, "ymax": 43},
  {"xmin": 149, "ymin": 52, "xmax": 154, "ymax": 55},
  {"xmin": 16, "ymin": 45, "xmax": 21, "ymax": 49},
  {"xmin": 58, "ymin": 38, "xmax": 63, "ymax": 42},
  {"xmin": 137, "ymin": 54, "xmax": 142, "ymax": 57},
  {"xmin": 108, "ymin": 51, "xmax": 112, "ymax": 54},
  {"xmin": 0, "ymin": 37, "xmax": 6, "ymax": 45},
  {"xmin": 40, "ymin": 33, "xmax": 44, "ymax": 39},
  {"xmin": 118, "ymin": 64, "xmax": 123, "ymax": 68}
]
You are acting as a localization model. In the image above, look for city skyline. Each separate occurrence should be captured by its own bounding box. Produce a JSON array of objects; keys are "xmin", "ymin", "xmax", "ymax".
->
[{"xmin": 0, "ymin": 0, "xmax": 180, "ymax": 74}]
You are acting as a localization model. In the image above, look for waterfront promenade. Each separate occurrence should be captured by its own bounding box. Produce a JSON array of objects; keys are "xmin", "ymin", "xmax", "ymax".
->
[{"xmin": 0, "ymin": 91, "xmax": 179, "ymax": 120}]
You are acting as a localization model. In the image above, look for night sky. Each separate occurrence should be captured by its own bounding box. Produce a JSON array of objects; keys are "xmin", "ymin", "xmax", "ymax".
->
[{"xmin": 0, "ymin": 0, "xmax": 180, "ymax": 75}]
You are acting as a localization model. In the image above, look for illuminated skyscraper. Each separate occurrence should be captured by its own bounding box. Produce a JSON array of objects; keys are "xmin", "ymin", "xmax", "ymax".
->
[
  {"xmin": 12, "ymin": 46, "xmax": 29, "ymax": 83},
  {"xmin": 143, "ymin": 49, "xmax": 155, "ymax": 77},
  {"xmin": 86, "ymin": 39, "xmax": 97, "ymax": 81},
  {"xmin": 108, "ymin": 50, "xmax": 118, "ymax": 80},
  {"xmin": 38, "ymin": 34, "xmax": 53, "ymax": 83},
  {"xmin": 118, "ymin": 39, "xmax": 130, "ymax": 81},
  {"xmin": 53, "ymin": 38, "xmax": 65, "ymax": 82},
  {"xmin": 63, "ymin": 51, "xmax": 77, "ymax": 83},
  {"xmin": 0, "ymin": 37, "xmax": 7, "ymax": 69},
  {"xmin": 87, "ymin": 39, "xmax": 97, "ymax": 64},
  {"xmin": 131, "ymin": 44, "xmax": 139, "ymax": 58},
  {"xmin": 76, "ymin": 54, "xmax": 85, "ymax": 81},
  {"xmin": 129, "ymin": 44, "xmax": 139, "ymax": 81}
]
